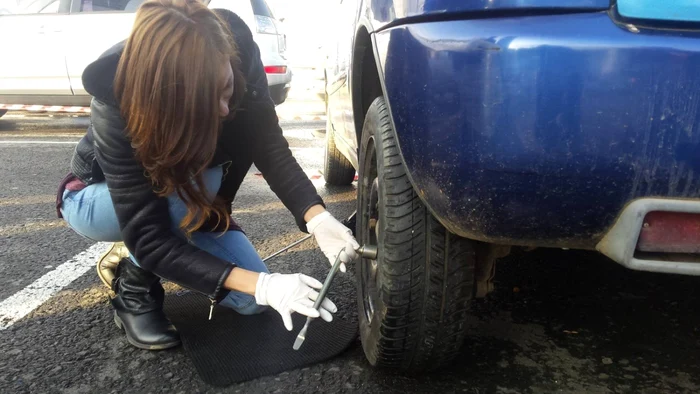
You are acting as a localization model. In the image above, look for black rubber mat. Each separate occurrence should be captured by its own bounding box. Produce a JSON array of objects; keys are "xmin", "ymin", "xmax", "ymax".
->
[{"xmin": 163, "ymin": 291, "xmax": 358, "ymax": 387}]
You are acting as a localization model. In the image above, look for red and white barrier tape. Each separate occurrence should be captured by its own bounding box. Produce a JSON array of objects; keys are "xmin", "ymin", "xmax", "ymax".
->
[
  {"xmin": 0, "ymin": 104, "xmax": 90, "ymax": 113},
  {"xmin": 0, "ymin": 103, "xmax": 325, "ymax": 121}
]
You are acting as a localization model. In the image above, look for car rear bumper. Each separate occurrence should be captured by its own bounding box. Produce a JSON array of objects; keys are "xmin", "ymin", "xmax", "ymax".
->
[
  {"xmin": 375, "ymin": 12, "xmax": 700, "ymax": 248},
  {"xmin": 265, "ymin": 67, "xmax": 291, "ymax": 105},
  {"xmin": 268, "ymin": 83, "xmax": 290, "ymax": 106},
  {"xmin": 266, "ymin": 68, "xmax": 292, "ymax": 87},
  {"xmin": 596, "ymin": 198, "xmax": 700, "ymax": 275}
]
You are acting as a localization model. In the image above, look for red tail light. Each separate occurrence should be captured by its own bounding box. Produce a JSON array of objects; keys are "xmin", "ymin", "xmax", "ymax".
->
[
  {"xmin": 636, "ymin": 211, "xmax": 700, "ymax": 254},
  {"xmin": 264, "ymin": 66, "xmax": 287, "ymax": 74}
]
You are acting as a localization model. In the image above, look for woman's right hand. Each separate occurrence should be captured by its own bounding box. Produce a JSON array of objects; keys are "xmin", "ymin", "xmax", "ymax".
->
[{"xmin": 254, "ymin": 272, "xmax": 337, "ymax": 331}]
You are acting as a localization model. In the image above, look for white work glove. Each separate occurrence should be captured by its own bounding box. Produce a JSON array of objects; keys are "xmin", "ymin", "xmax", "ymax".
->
[
  {"xmin": 306, "ymin": 211, "xmax": 360, "ymax": 273},
  {"xmin": 254, "ymin": 272, "xmax": 337, "ymax": 331}
]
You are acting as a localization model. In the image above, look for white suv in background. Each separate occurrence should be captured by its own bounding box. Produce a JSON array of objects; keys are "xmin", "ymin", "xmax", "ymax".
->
[
  {"xmin": 0, "ymin": 0, "xmax": 291, "ymax": 114},
  {"xmin": 232, "ymin": 0, "xmax": 291, "ymax": 105}
]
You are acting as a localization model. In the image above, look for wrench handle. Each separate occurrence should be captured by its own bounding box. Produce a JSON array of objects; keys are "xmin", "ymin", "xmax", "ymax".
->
[{"xmin": 313, "ymin": 248, "xmax": 345, "ymax": 310}]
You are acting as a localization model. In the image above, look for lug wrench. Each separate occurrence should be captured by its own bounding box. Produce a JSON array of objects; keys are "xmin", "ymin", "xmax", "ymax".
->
[
  {"xmin": 262, "ymin": 234, "xmax": 312, "ymax": 262},
  {"xmin": 293, "ymin": 244, "xmax": 378, "ymax": 350},
  {"xmin": 262, "ymin": 211, "xmax": 357, "ymax": 263}
]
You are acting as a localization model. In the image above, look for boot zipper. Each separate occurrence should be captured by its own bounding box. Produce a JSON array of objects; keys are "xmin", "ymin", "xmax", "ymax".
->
[{"xmin": 208, "ymin": 298, "xmax": 215, "ymax": 321}]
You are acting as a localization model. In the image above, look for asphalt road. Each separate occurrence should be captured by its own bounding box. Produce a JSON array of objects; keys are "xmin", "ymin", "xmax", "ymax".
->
[{"xmin": 1, "ymin": 101, "xmax": 700, "ymax": 394}]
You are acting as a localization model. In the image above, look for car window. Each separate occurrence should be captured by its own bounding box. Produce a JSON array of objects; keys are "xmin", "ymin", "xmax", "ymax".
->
[
  {"xmin": 250, "ymin": 0, "xmax": 273, "ymax": 18},
  {"xmin": 79, "ymin": 0, "xmax": 140, "ymax": 12},
  {"xmin": 0, "ymin": 0, "xmax": 61, "ymax": 14}
]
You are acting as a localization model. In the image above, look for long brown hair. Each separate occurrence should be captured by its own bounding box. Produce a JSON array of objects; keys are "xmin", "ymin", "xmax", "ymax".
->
[{"xmin": 114, "ymin": 0, "xmax": 246, "ymax": 236}]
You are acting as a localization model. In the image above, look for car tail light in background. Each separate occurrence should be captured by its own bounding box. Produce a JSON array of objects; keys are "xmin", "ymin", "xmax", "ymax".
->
[
  {"xmin": 636, "ymin": 211, "xmax": 700, "ymax": 254},
  {"xmin": 264, "ymin": 66, "xmax": 287, "ymax": 74},
  {"xmin": 255, "ymin": 15, "xmax": 278, "ymax": 35}
]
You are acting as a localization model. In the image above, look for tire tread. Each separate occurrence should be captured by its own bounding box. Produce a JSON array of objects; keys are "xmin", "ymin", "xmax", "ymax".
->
[
  {"xmin": 323, "ymin": 119, "xmax": 356, "ymax": 185},
  {"xmin": 357, "ymin": 97, "xmax": 476, "ymax": 372}
]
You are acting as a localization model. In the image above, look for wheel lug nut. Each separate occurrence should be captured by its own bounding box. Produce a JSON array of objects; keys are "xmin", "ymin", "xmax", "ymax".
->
[{"xmin": 369, "ymin": 218, "xmax": 378, "ymax": 229}]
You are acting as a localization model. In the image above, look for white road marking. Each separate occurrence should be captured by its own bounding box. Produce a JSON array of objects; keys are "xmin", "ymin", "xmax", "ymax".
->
[
  {"xmin": 0, "ymin": 140, "xmax": 79, "ymax": 145},
  {"xmin": 0, "ymin": 220, "xmax": 66, "ymax": 237},
  {"xmin": 282, "ymin": 129, "xmax": 318, "ymax": 140},
  {"xmin": 0, "ymin": 130, "xmax": 315, "ymax": 145},
  {"xmin": 0, "ymin": 242, "xmax": 110, "ymax": 330},
  {"xmin": 0, "ymin": 195, "xmax": 55, "ymax": 206}
]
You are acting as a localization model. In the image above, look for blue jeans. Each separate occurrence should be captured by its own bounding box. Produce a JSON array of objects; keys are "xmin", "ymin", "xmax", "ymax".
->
[{"xmin": 59, "ymin": 165, "xmax": 268, "ymax": 315}]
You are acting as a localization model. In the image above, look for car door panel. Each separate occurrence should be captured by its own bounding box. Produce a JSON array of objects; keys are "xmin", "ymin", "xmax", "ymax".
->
[
  {"xmin": 64, "ymin": 12, "xmax": 135, "ymax": 95},
  {"xmin": 0, "ymin": 0, "xmax": 72, "ymax": 97},
  {"xmin": 325, "ymin": 0, "xmax": 357, "ymax": 157},
  {"xmin": 337, "ymin": 0, "xmax": 359, "ymax": 153},
  {"xmin": 63, "ymin": 0, "xmax": 137, "ymax": 96}
]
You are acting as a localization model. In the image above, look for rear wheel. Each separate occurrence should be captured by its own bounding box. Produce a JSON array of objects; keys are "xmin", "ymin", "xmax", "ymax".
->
[
  {"xmin": 356, "ymin": 96, "xmax": 477, "ymax": 371},
  {"xmin": 323, "ymin": 115, "xmax": 356, "ymax": 185}
]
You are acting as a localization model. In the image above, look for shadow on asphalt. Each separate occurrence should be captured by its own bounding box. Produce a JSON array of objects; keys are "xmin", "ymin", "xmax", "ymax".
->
[
  {"xmin": 0, "ymin": 115, "xmax": 90, "ymax": 134},
  {"xmin": 0, "ymin": 118, "xmax": 20, "ymax": 132},
  {"xmin": 361, "ymin": 248, "xmax": 700, "ymax": 393},
  {"xmin": 3, "ymin": 174, "xmax": 700, "ymax": 393},
  {"xmin": 3, "ymin": 248, "xmax": 699, "ymax": 393}
]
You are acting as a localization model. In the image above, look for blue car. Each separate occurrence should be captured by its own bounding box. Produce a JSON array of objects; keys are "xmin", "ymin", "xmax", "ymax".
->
[{"xmin": 322, "ymin": 0, "xmax": 700, "ymax": 371}]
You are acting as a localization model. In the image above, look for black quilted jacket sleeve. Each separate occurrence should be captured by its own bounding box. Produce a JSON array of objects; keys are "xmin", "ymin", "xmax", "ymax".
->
[
  {"xmin": 215, "ymin": 9, "xmax": 325, "ymax": 232},
  {"xmin": 90, "ymin": 99, "xmax": 235, "ymax": 301}
]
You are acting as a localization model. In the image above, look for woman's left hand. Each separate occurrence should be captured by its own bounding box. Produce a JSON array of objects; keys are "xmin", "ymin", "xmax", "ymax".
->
[{"xmin": 306, "ymin": 211, "xmax": 360, "ymax": 273}]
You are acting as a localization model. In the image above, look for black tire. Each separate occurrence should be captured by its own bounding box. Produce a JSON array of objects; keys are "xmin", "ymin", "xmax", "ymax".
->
[
  {"xmin": 356, "ymin": 96, "xmax": 476, "ymax": 371},
  {"xmin": 323, "ymin": 115, "xmax": 356, "ymax": 185},
  {"xmin": 0, "ymin": 109, "xmax": 7, "ymax": 118}
]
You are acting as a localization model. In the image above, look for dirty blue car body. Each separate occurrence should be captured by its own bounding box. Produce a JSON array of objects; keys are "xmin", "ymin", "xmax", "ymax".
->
[{"xmin": 325, "ymin": 0, "xmax": 700, "ymax": 272}]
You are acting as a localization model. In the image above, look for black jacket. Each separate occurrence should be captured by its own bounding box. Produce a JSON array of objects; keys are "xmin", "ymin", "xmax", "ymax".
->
[{"xmin": 67, "ymin": 9, "xmax": 324, "ymax": 301}]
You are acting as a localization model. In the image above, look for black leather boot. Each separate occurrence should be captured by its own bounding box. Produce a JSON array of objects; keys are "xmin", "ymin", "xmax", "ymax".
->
[{"xmin": 111, "ymin": 258, "xmax": 181, "ymax": 350}]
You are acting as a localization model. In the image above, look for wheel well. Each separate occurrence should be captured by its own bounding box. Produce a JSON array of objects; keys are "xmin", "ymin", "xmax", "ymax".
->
[{"xmin": 352, "ymin": 27, "xmax": 383, "ymax": 143}]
